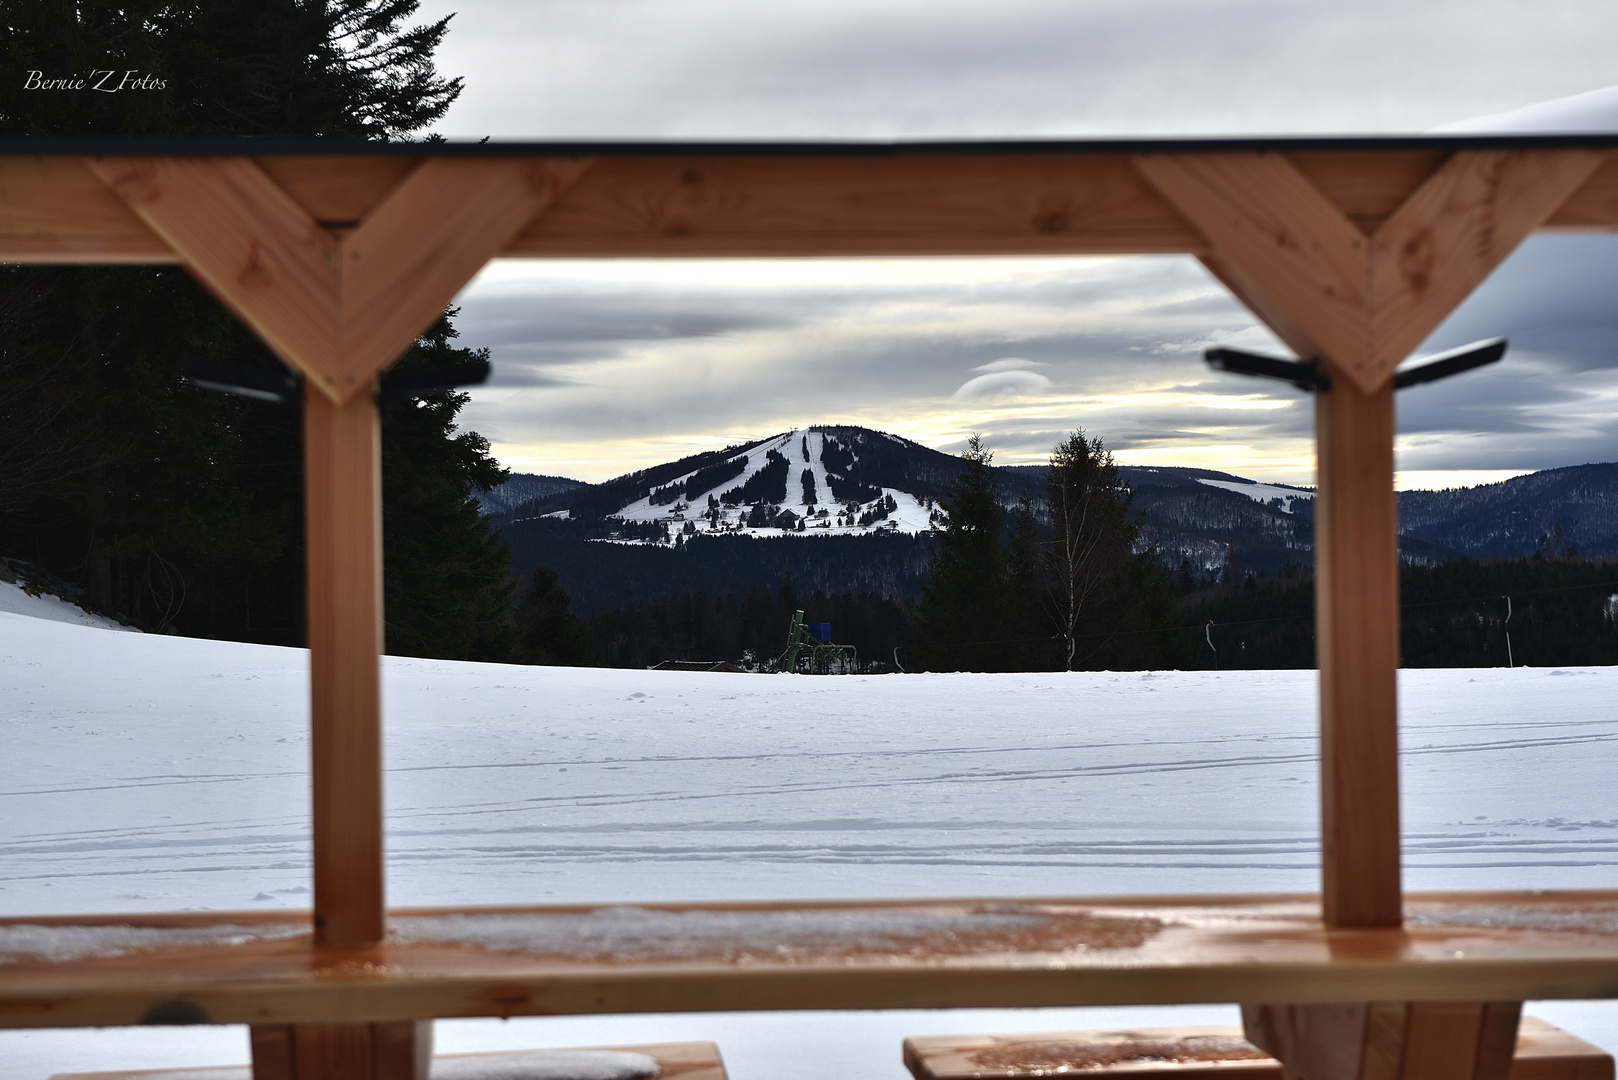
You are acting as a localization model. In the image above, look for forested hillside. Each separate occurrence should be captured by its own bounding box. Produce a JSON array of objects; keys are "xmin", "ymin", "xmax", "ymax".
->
[{"xmin": 0, "ymin": 1, "xmax": 518, "ymax": 660}]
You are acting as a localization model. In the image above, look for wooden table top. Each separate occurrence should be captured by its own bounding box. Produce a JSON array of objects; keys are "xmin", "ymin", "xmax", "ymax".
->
[{"xmin": 5, "ymin": 891, "xmax": 1618, "ymax": 1030}]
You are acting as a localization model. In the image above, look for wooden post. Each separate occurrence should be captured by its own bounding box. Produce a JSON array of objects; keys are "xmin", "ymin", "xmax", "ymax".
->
[
  {"xmin": 250, "ymin": 1020, "xmax": 433, "ymax": 1080},
  {"xmin": 1135, "ymin": 148, "xmax": 1601, "ymax": 1079},
  {"xmin": 1315, "ymin": 378, "xmax": 1402, "ymax": 928},
  {"xmin": 303, "ymin": 381, "xmax": 385, "ymax": 948}
]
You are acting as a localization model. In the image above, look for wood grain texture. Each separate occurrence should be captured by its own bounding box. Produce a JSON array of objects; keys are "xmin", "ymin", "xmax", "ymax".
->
[
  {"xmin": 249, "ymin": 1020, "xmax": 429, "ymax": 1080},
  {"xmin": 303, "ymin": 384, "xmax": 384, "ymax": 948},
  {"xmin": 1244, "ymin": 1002, "xmax": 1522, "ymax": 1080},
  {"xmin": 1133, "ymin": 153, "xmax": 1371, "ymax": 375},
  {"xmin": 336, "ymin": 157, "xmax": 589, "ymax": 395},
  {"xmin": 507, "ymin": 152, "xmax": 1204, "ymax": 257},
  {"xmin": 256, "ymin": 157, "xmax": 418, "ymax": 224},
  {"xmin": 1539, "ymin": 151, "xmax": 1618, "ymax": 231},
  {"xmin": 1314, "ymin": 380, "xmax": 1402, "ymax": 928},
  {"xmin": 0, "ymin": 157, "xmax": 174, "ymax": 261},
  {"xmin": 84, "ymin": 156, "xmax": 341, "ymax": 382},
  {"xmin": 902, "ymin": 1019, "xmax": 1611, "ymax": 1080},
  {"xmin": 10, "ymin": 893, "xmax": 1618, "ymax": 1030},
  {"xmin": 1369, "ymin": 150, "xmax": 1601, "ymax": 371},
  {"xmin": 0, "ymin": 148, "xmax": 1612, "ymax": 263},
  {"xmin": 1289, "ymin": 151, "xmax": 1449, "ymax": 235}
]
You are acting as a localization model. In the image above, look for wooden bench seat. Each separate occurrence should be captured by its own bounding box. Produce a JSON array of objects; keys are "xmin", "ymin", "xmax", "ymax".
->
[
  {"xmin": 8, "ymin": 891, "xmax": 1618, "ymax": 1030},
  {"xmin": 49, "ymin": 1040, "xmax": 728, "ymax": 1080},
  {"xmin": 902, "ymin": 1018, "xmax": 1614, "ymax": 1080}
]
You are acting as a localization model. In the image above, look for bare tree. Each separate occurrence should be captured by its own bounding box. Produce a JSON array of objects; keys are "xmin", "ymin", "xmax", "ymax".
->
[{"xmin": 1043, "ymin": 431, "xmax": 1133, "ymax": 669}]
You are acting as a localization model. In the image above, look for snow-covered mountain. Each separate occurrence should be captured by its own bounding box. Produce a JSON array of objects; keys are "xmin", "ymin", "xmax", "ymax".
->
[
  {"xmin": 488, "ymin": 427, "xmax": 1618, "ymax": 593},
  {"xmin": 512, "ymin": 426, "xmax": 965, "ymax": 539}
]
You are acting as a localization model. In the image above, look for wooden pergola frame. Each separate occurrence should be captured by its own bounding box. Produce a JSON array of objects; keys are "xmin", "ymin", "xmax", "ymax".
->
[{"xmin": 5, "ymin": 133, "xmax": 1618, "ymax": 1079}]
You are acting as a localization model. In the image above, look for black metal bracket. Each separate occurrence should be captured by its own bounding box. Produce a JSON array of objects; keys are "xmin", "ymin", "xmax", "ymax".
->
[
  {"xmin": 377, "ymin": 357, "xmax": 491, "ymax": 403},
  {"xmin": 1205, "ymin": 337, "xmax": 1507, "ymax": 394},
  {"xmin": 186, "ymin": 357, "xmax": 494, "ymax": 406},
  {"xmin": 1204, "ymin": 348, "xmax": 1331, "ymax": 392},
  {"xmin": 1393, "ymin": 337, "xmax": 1506, "ymax": 389},
  {"xmin": 185, "ymin": 359, "xmax": 301, "ymax": 404}
]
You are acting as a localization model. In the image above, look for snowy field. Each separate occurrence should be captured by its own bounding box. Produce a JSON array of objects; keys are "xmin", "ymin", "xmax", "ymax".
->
[{"xmin": 2, "ymin": 609, "xmax": 1617, "ymax": 1077}]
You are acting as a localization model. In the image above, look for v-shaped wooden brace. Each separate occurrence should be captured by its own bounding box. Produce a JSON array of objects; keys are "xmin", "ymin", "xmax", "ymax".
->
[
  {"xmin": 1135, "ymin": 148, "xmax": 1602, "ymax": 1080},
  {"xmin": 84, "ymin": 153, "xmax": 591, "ymax": 401},
  {"xmin": 1135, "ymin": 149, "xmax": 1600, "ymax": 392}
]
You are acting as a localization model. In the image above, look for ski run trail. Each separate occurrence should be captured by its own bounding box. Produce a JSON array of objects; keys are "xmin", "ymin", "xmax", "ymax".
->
[{"xmin": 2, "ymin": 608, "xmax": 1616, "ymax": 1078}]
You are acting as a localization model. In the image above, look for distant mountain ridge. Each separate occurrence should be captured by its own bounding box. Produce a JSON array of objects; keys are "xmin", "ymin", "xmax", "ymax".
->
[
  {"xmin": 482, "ymin": 428, "xmax": 1618, "ymax": 606},
  {"xmin": 475, "ymin": 473, "xmax": 586, "ymax": 515}
]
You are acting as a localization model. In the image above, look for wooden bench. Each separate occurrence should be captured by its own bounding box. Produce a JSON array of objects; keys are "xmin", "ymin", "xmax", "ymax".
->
[
  {"xmin": 903, "ymin": 1018, "xmax": 1613, "ymax": 1080},
  {"xmin": 49, "ymin": 1040, "xmax": 728, "ymax": 1080}
]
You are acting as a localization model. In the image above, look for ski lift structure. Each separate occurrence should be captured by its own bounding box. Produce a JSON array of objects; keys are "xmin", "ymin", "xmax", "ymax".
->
[
  {"xmin": 6, "ymin": 134, "xmax": 1618, "ymax": 1078},
  {"xmin": 778, "ymin": 609, "xmax": 858, "ymax": 674}
]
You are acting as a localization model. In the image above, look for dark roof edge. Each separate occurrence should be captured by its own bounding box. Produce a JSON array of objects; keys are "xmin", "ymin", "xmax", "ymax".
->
[{"xmin": 5, "ymin": 133, "xmax": 1618, "ymax": 156}]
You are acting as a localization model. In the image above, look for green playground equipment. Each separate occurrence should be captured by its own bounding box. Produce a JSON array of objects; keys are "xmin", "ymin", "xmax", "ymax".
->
[{"xmin": 778, "ymin": 609, "xmax": 858, "ymax": 674}]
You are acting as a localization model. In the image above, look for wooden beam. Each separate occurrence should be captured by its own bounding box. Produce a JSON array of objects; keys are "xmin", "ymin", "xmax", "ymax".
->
[
  {"xmin": 505, "ymin": 152, "xmax": 1205, "ymax": 257},
  {"xmin": 1369, "ymin": 150, "xmax": 1600, "ymax": 367},
  {"xmin": 257, "ymin": 156, "xmax": 418, "ymax": 224},
  {"xmin": 0, "ymin": 156, "xmax": 175, "ymax": 263},
  {"xmin": 85, "ymin": 155, "xmax": 587, "ymax": 401},
  {"xmin": 1, "ymin": 149, "xmax": 1610, "ymax": 264},
  {"xmin": 303, "ymin": 383, "xmax": 384, "ymax": 948},
  {"xmin": 338, "ymin": 157, "xmax": 591, "ymax": 391},
  {"xmin": 1133, "ymin": 153, "xmax": 1370, "ymax": 373},
  {"xmin": 84, "ymin": 156, "xmax": 342, "ymax": 381}
]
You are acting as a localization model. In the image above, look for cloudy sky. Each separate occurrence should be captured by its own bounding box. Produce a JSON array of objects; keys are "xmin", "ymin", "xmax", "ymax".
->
[{"xmin": 414, "ymin": 0, "xmax": 1618, "ymax": 488}]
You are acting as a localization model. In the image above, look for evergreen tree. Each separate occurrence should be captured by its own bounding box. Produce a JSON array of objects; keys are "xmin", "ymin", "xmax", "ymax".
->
[
  {"xmin": 380, "ymin": 313, "xmax": 514, "ymax": 661},
  {"xmin": 0, "ymin": 2, "xmax": 516, "ymax": 659},
  {"xmin": 512, "ymin": 566, "xmax": 592, "ymax": 666},
  {"xmin": 918, "ymin": 435, "xmax": 1012, "ymax": 670}
]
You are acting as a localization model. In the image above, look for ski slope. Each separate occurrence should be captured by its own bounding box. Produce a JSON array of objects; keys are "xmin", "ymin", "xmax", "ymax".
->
[{"xmin": 2, "ymin": 612, "xmax": 1616, "ymax": 1077}]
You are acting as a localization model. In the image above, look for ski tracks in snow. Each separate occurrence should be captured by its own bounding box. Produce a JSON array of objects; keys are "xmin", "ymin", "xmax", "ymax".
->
[{"xmin": 2, "ymin": 616, "xmax": 1616, "ymax": 913}]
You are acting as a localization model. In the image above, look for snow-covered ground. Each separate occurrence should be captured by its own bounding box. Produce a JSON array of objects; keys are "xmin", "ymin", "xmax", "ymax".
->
[
  {"xmin": 1195, "ymin": 477, "xmax": 1314, "ymax": 513},
  {"xmin": 3, "ymin": 613, "xmax": 1616, "ymax": 1077},
  {"xmin": 0, "ymin": 578, "xmax": 131, "ymax": 632}
]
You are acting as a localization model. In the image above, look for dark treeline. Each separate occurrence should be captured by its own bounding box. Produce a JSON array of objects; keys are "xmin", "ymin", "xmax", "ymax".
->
[
  {"xmin": 502, "ymin": 515, "xmax": 931, "ymax": 617},
  {"xmin": 0, "ymin": 2, "xmax": 523, "ymax": 661},
  {"xmin": 588, "ymin": 579, "xmax": 912, "ymax": 671},
  {"xmin": 912, "ymin": 432, "xmax": 1186, "ymax": 672},
  {"xmin": 1183, "ymin": 556, "xmax": 1618, "ymax": 669}
]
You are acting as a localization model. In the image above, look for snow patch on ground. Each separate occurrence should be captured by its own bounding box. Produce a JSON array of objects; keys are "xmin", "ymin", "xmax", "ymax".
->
[
  {"xmin": 0, "ymin": 579, "xmax": 132, "ymax": 631},
  {"xmin": 1195, "ymin": 478, "xmax": 1313, "ymax": 514}
]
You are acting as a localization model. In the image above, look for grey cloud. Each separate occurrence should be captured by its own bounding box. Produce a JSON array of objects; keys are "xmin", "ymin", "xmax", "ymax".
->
[{"xmin": 419, "ymin": 0, "xmax": 1618, "ymax": 140}]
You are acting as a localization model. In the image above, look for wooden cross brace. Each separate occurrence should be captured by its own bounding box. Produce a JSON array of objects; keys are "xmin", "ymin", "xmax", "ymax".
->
[
  {"xmin": 81, "ymin": 155, "xmax": 588, "ymax": 951},
  {"xmin": 84, "ymin": 154, "xmax": 589, "ymax": 402},
  {"xmin": 1136, "ymin": 149, "xmax": 1600, "ymax": 1080}
]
